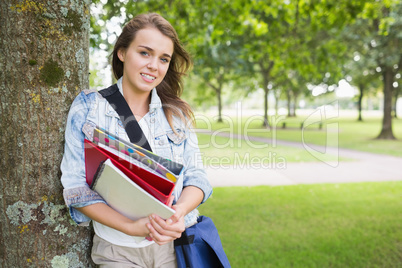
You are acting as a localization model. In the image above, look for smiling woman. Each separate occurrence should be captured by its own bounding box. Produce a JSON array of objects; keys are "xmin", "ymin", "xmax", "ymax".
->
[{"xmin": 60, "ymin": 13, "xmax": 213, "ymax": 267}]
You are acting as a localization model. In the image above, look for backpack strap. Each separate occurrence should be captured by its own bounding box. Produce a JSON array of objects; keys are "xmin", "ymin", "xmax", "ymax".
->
[{"xmin": 98, "ymin": 84, "xmax": 153, "ymax": 152}]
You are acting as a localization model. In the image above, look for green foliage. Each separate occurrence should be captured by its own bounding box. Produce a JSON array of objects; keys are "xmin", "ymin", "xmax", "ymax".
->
[
  {"xmin": 354, "ymin": 0, "xmax": 402, "ymax": 68},
  {"xmin": 89, "ymin": 0, "xmax": 402, "ymax": 134},
  {"xmin": 199, "ymin": 182, "xmax": 402, "ymax": 267}
]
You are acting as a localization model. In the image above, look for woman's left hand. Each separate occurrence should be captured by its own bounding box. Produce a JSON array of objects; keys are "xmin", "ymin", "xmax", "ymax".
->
[{"xmin": 146, "ymin": 204, "xmax": 186, "ymax": 245}]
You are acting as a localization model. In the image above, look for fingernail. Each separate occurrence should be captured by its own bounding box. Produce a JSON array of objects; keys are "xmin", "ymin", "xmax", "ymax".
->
[
  {"xmin": 146, "ymin": 236, "xmax": 153, "ymax": 241},
  {"xmin": 167, "ymin": 219, "xmax": 172, "ymax": 225}
]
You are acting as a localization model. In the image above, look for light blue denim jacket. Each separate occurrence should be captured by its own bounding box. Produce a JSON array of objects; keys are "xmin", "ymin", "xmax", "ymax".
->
[{"xmin": 60, "ymin": 79, "xmax": 212, "ymax": 227}]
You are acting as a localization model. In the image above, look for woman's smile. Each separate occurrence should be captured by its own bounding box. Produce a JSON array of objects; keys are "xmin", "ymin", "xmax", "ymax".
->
[{"xmin": 141, "ymin": 73, "xmax": 156, "ymax": 82}]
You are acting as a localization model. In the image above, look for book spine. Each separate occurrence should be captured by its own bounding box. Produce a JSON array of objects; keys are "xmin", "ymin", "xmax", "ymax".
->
[{"xmin": 91, "ymin": 161, "xmax": 106, "ymax": 189}]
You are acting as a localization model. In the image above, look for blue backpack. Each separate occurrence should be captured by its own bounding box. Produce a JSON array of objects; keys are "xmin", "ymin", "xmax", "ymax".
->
[{"xmin": 174, "ymin": 216, "xmax": 231, "ymax": 268}]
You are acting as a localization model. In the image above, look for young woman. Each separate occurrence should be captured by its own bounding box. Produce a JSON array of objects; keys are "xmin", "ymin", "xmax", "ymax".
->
[{"xmin": 60, "ymin": 13, "xmax": 212, "ymax": 267}]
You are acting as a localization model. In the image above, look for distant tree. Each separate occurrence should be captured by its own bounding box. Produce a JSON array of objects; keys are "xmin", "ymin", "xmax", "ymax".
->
[
  {"xmin": 269, "ymin": 69, "xmax": 300, "ymax": 117},
  {"xmin": 352, "ymin": 0, "xmax": 402, "ymax": 139},
  {"xmin": 188, "ymin": 1, "xmax": 250, "ymax": 122},
  {"xmin": 343, "ymin": 53, "xmax": 381, "ymax": 121},
  {"xmin": 239, "ymin": 0, "xmax": 293, "ymax": 128},
  {"xmin": 242, "ymin": 0, "xmax": 366, "ymax": 126},
  {"xmin": 0, "ymin": 0, "xmax": 93, "ymax": 266}
]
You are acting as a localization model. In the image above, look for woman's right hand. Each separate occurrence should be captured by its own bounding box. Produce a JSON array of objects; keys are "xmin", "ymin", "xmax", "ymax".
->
[{"xmin": 124, "ymin": 216, "xmax": 151, "ymax": 237}]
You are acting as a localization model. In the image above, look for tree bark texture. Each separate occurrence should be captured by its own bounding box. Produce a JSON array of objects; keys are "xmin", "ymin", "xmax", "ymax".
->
[
  {"xmin": 0, "ymin": 0, "xmax": 93, "ymax": 267},
  {"xmin": 377, "ymin": 67, "xmax": 395, "ymax": 139}
]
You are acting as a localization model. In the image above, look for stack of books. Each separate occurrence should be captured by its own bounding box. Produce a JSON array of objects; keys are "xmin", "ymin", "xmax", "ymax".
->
[{"xmin": 84, "ymin": 127, "xmax": 183, "ymax": 221}]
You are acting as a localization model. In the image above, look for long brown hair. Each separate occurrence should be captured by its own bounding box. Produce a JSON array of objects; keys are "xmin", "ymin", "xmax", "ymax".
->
[{"xmin": 112, "ymin": 13, "xmax": 194, "ymax": 129}]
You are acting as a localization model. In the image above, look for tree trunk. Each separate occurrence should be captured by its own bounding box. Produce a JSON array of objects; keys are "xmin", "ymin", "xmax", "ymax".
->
[
  {"xmin": 0, "ymin": 1, "xmax": 94, "ymax": 267},
  {"xmin": 376, "ymin": 67, "xmax": 395, "ymax": 139},
  {"xmin": 259, "ymin": 60, "xmax": 274, "ymax": 128},
  {"xmin": 274, "ymin": 90, "xmax": 280, "ymax": 116},
  {"xmin": 206, "ymin": 81, "xmax": 223, "ymax": 123},
  {"xmin": 357, "ymin": 84, "xmax": 364, "ymax": 121},
  {"xmin": 286, "ymin": 90, "xmax": 292, "ymax": 117},
  {"xmin": 216, "ymin": 87, "xmax": 223, "ymax": 123},
  {"xmin": 292, "ymin": 92, "xmax": 299, "ymax": 117},
  {"xmin": 263, "ymin": 85, "xmax": 270, "ymax": 128}
]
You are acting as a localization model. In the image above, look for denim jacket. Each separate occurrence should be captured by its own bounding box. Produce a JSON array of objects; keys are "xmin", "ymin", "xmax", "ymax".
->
[{"xmin": 60, "ymin": 78, "xmax": 212, "ymax": 228}]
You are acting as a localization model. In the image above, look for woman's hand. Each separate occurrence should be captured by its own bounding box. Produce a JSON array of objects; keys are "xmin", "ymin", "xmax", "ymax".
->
[
  {"xmin": 146, "ymin": 204, "xmax": 186, "ymax": 245},
  {"xmin": 146, "ymin": 187, "xmax": 204, "ymax": 245}
]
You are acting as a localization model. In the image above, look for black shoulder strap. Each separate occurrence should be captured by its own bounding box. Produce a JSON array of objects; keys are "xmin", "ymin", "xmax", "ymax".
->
[{"xmin": 98, "ymin": 84, "xmax": 153, "ymax": 152}]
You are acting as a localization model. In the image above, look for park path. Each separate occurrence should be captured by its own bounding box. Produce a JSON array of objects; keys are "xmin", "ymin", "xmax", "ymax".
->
[{"xmin": 198, "ymin": 130, "xmax": 402, "ymax": 187}]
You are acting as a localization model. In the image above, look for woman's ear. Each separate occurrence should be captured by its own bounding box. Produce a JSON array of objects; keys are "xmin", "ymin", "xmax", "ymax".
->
[{"xmin": 117, "ymin": 49, "xmax": 125, "ymax": 62}]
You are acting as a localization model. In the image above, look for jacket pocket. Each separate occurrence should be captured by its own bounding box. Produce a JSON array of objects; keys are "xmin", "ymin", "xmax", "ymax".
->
[{"xmin": 155, "ymin": 129, "xmax": 186, "ymax": 163}]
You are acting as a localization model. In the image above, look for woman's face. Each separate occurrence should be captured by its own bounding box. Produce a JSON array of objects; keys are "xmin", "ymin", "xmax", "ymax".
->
[{"xmin": 118, "ymin": 27, "xmax": 174, "ymax": 94}]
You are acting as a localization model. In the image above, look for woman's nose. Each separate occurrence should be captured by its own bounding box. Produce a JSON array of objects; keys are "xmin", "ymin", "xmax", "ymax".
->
[{"xmin": 147, "ymin": 58, "xmax": 158, "ymax": 71}]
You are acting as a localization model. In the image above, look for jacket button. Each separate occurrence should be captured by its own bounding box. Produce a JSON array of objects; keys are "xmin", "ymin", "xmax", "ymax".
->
[
  {"xmin": 150, "ymin": 118, "xmax": 155, "ymax": 123},
  {"xmin": 158, "ymin": 139, "xmax": 164, "ymax": 145}
]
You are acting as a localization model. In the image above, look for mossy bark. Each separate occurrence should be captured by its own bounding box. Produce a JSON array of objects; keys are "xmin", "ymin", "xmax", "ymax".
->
[{"xmin": 0, "ymin": 0, "xmax": 94, "ymax": 267}]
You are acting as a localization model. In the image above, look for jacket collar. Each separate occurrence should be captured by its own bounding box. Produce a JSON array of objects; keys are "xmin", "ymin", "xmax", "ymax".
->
[{"xmin": 118, "ymin": 77, "xmax": 162, "ymax": 113}]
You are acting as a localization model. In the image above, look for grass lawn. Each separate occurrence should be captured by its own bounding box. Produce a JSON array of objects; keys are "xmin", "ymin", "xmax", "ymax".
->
[
  {"xmin": 198, "ymin": 181, "xmax": 402, "ymax": 268},
  {"xmin": 195, "ymin": 112, "xmax": 402, "ymax": 157}
]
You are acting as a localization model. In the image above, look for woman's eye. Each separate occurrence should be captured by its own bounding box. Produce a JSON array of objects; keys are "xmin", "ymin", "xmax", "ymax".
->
[
  {"xmin": 161, "ymin": 58, "xmax": 169, "ymax": 63},
  {"xmin": 140, "ymin": 51, "xmax": 149, "ymax": 56}
]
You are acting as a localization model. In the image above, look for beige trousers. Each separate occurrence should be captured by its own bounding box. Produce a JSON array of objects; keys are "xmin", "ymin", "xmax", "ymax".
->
[{"xmin": 91, "ymin": 235, "xmax": 177, "ymax": 268}]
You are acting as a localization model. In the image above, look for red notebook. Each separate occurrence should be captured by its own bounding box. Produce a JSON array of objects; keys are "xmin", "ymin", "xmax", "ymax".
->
[{"xmin": 84, "ymin": 139, "xmax": 175, "ymax": 204}]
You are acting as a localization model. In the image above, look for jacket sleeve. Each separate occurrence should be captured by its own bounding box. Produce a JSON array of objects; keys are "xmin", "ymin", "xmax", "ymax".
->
[
  {"xmin": 181, "ymin": 128, "xmax": 213, "ymax": 204},
  {"xmin": 60, "ymin": 91, "xmax": 106, "ymax": 226}
]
